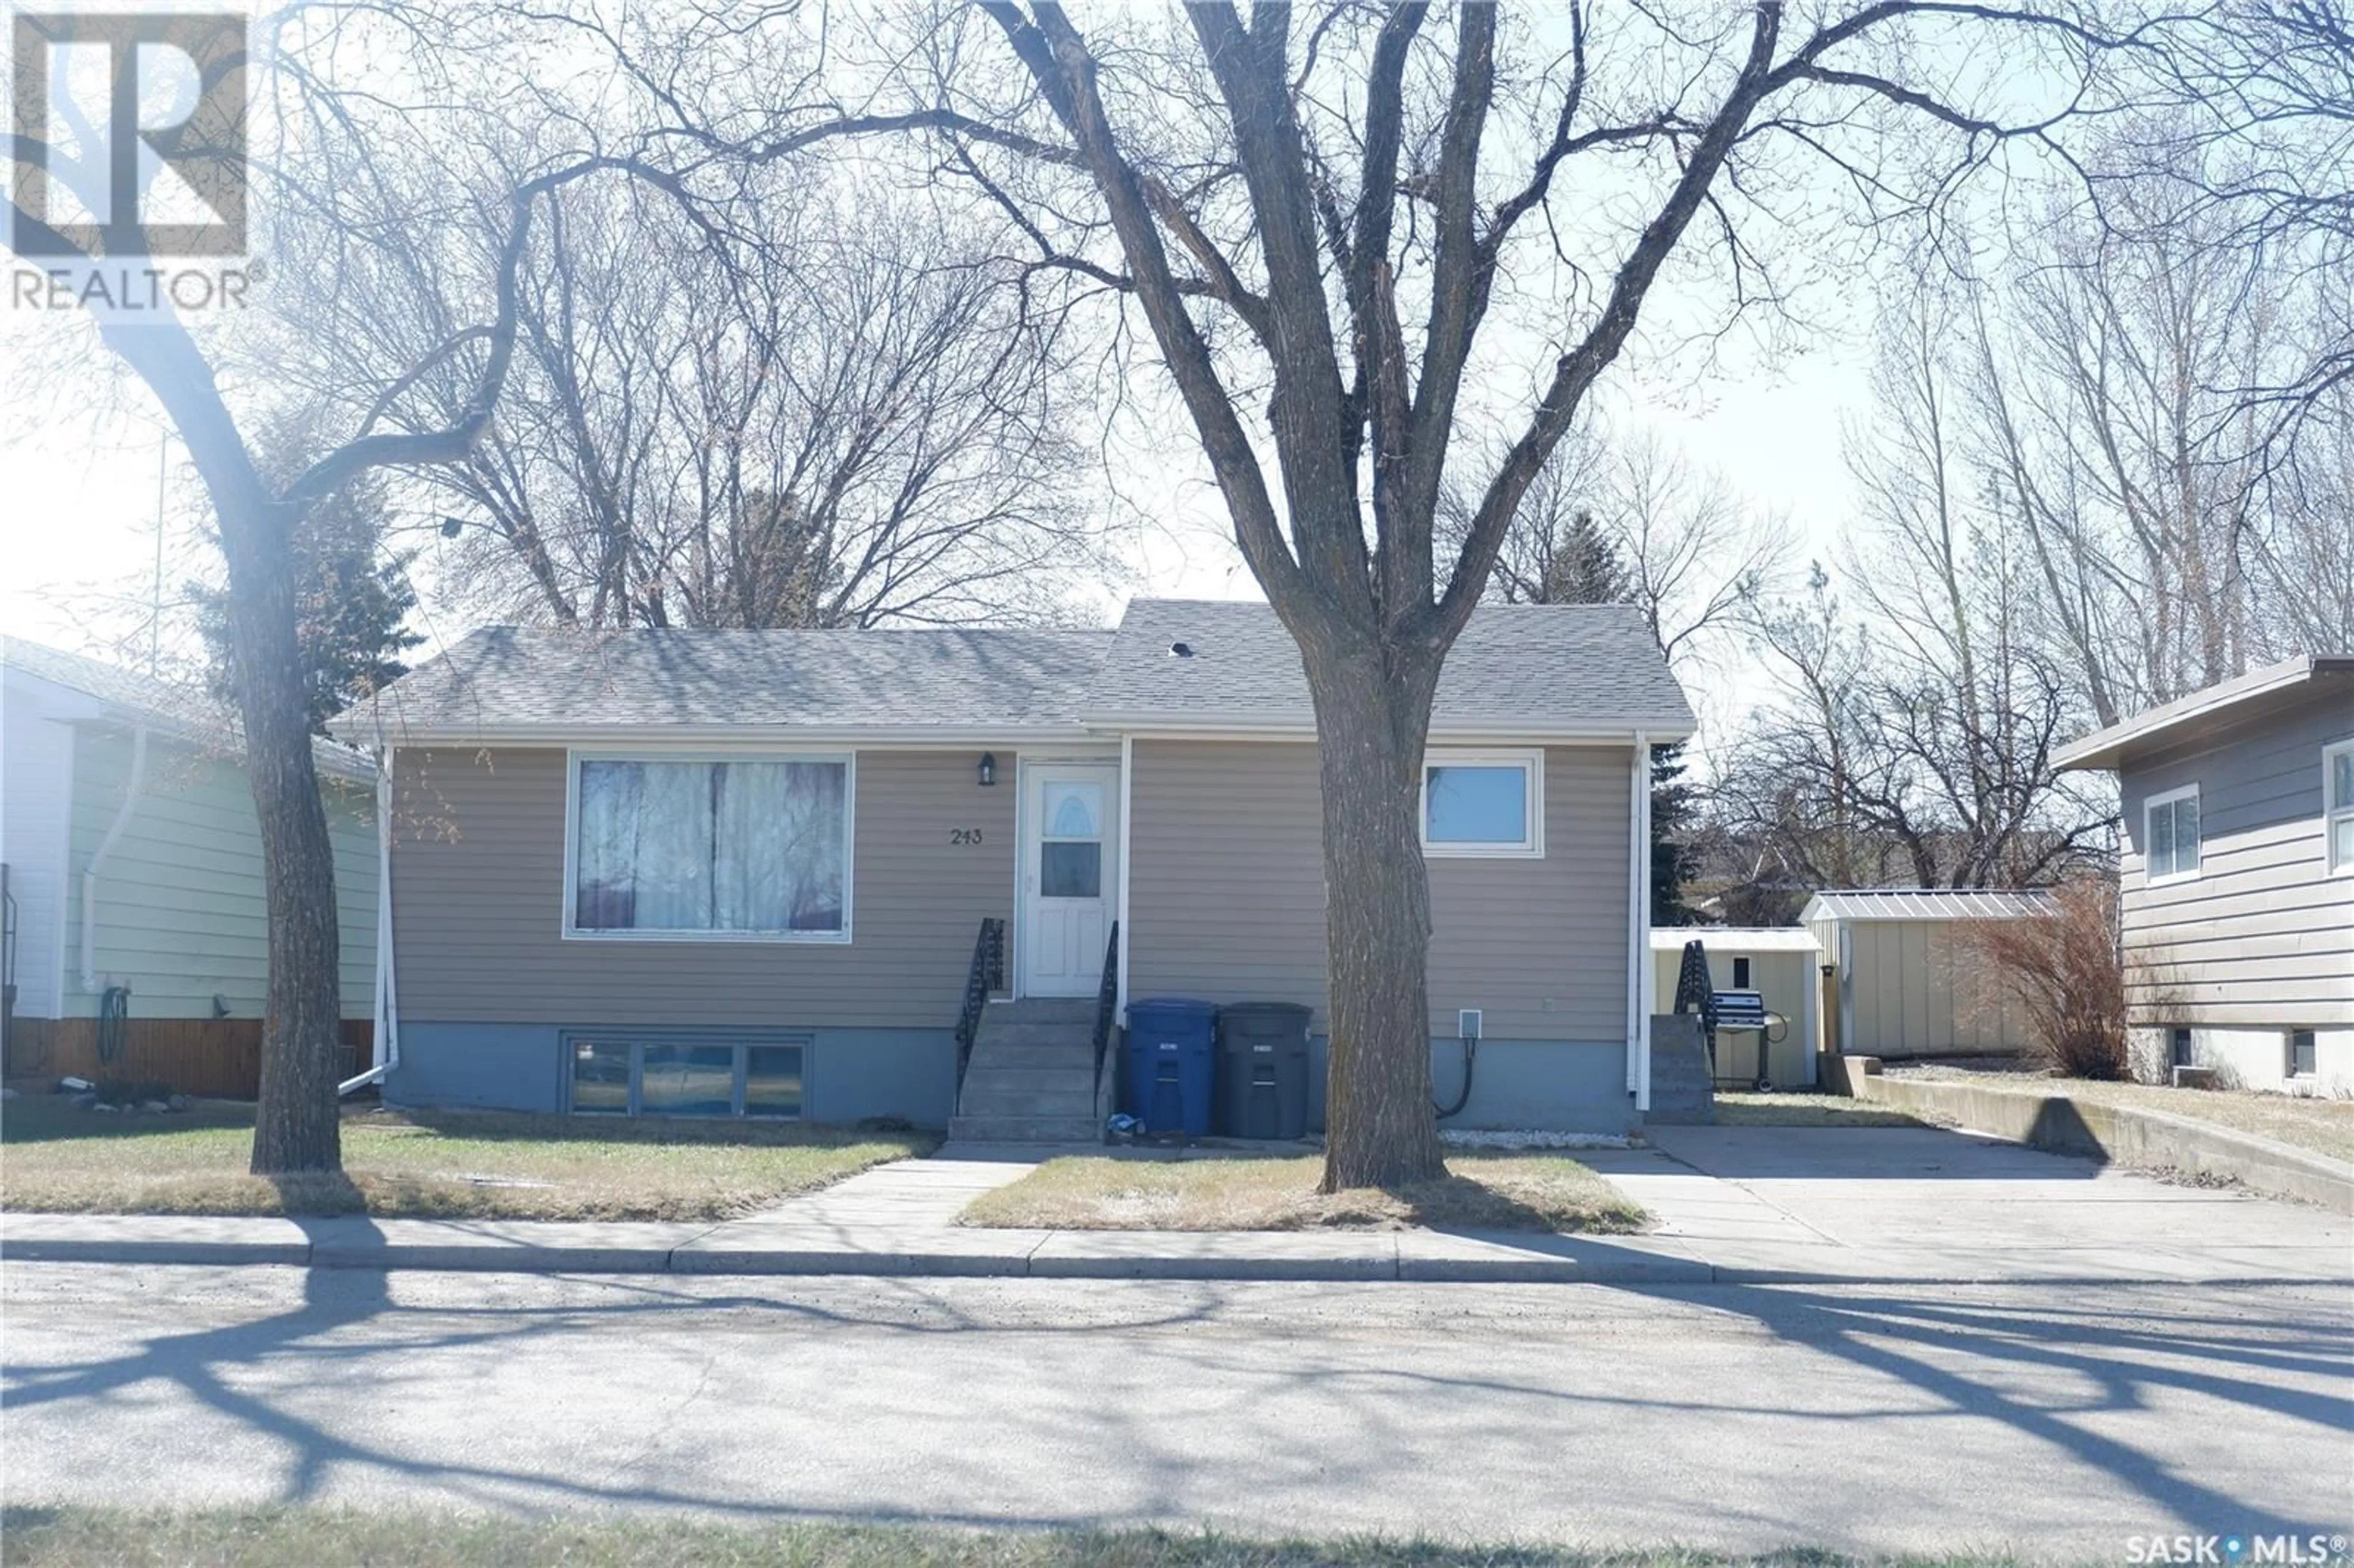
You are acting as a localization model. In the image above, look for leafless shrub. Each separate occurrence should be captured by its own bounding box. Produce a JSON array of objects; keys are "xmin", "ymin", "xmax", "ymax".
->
[{"xmin": 1957, "ymin": 881, "xmax": 2129, "ymax": 1080}]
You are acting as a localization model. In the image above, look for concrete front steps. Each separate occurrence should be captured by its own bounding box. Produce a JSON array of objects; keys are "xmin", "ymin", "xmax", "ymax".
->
[{"xmin": 948, "ymin": 998, "xmax": 1108, "ymax": 1144}]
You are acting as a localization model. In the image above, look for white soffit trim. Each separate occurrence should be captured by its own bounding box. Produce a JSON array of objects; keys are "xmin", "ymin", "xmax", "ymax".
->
[{"xmin": 2052, "ymin": 654, "xmax": 2354, "ymax": 771}]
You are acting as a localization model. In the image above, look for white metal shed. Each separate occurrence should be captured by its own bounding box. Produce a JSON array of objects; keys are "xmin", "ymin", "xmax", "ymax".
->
[
  {"xmin": 1800, "ymin": 889, "xmax": 2052, "ymax": 1060},
  {"xmin": 1648, "ymin": 927, "xmax": 1823, "ymax": 1089}
]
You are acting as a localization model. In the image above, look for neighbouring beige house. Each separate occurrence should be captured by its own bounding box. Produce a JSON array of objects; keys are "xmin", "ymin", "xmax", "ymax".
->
[
  {"xmin": 329, "ymin": 599, "xmax": 1696, "ymax": 1138},
  {"xmin": 2054, "ymin": 654, "xmax": 2354, "ymax": 1095}
]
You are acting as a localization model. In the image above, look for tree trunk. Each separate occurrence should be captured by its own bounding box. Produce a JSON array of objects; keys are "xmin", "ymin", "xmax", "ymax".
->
[
  {"xmin": 1301, "ymin": 634, "xmax": 1447, "ymax": 1191},
  {"xmin": 221, "ymin": 493, "xmax": 346, "ymax": 1176}
]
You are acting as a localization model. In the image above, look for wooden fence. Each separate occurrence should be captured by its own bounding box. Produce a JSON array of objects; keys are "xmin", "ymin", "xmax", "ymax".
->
[{"xmin": 2, "ymin": 1018, "xmax": 373, "ymax": 1099}]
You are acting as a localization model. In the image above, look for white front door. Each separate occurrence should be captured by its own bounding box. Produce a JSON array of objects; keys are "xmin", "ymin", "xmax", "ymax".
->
[{"xmin": 1018, "ymin": 761, "xmax": 1121, "ymax": 997}]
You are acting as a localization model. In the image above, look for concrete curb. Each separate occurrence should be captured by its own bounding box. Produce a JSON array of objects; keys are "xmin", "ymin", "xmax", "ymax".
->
[
  {"xmin": 6, "ymin": 1232, "xmax": 2342, "ymax": 1287},
  {"xmin": 1849, "ymin": 1068, "xmax": 2354, "ymax": 1209}
]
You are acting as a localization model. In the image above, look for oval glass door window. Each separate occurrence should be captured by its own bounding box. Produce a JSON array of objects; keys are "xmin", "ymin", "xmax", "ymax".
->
[{"xmin": 1045, "ymin": 783, "xmax": 1102, "ymax": 838}]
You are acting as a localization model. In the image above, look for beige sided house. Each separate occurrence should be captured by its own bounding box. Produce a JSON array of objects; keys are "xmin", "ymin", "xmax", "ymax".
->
[
  {"xmin": 2054, "ymin": 655, "xmax": 2354, "ymax": 1094},
  {"xmin": 331, "ymin": 599, "xmax": 1695, "ymax": 1138}
]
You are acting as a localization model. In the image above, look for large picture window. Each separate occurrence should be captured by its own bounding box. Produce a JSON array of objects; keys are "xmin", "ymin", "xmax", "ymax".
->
[
  {"xmin": 2144, "ymin": 783, "xmax": 2200, "ymax": 885},
  {"xmin": 1421, "ymin": 750, "xmax": 1544, "ymax": 858},
  {"xmin": 568, "ymin": 755, "xmax": 851, "ymax": 939}
]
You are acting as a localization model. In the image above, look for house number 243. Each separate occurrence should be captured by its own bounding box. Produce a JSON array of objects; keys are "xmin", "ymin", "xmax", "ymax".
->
[{"xmin": 950, "ymin": 828, "xmax": 986, "ymax": 845}]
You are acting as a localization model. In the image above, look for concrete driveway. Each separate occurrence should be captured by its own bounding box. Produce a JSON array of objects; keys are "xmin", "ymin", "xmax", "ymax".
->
[{"xmin": 1603, "ymin": 1124, "xmax": 2354, "ymax": 1283}]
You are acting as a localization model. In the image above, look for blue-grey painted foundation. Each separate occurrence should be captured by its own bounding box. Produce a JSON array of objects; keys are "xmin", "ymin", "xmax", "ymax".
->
[
  {"xmin": 385, "ymin": 1022, "xmax": 1628, "ymax": 1135},
  {"xmin": 1422, "ymin": 1037, "xmax": 1638, "ymax": 1135},
  {"xmin": 1301, "ymin": 1035, "xmax": 1636, "ymax": 1136},
  {"xmin": 386, "ymin": 1023, "xmax": 958, "ymax": 1128}
]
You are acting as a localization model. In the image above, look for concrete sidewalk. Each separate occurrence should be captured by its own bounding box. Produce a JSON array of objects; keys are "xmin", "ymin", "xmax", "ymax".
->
[{"xmin": 7, "ymin": 1129, "xmax": 2350, "ymax": 1284}]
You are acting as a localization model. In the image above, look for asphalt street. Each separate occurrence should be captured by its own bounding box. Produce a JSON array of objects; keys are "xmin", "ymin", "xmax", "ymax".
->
[{"xmin": 4, "ymin": 1263, "xmax": 2348, "ymax": 1558}]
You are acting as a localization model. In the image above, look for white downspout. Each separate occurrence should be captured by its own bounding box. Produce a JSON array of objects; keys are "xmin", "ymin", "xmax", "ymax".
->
[
  {"xmin": 80, "ymin": 724, "xmax": 148, "ymax": 992},
  {"xmin": 1637, "ymin": 736, "xmax": 1655, "ymax": 1111},
  {"xmin": 1116, "ymin": 733, "xmax": 1132, "ymax": 1026},
  {"xmin": 340, "ymin": 752, "xmax": 400, "ymax": 1095},
  {"xmin": 1627, "ymin": 731, "xmax": 1652, "ymax": 1110}
]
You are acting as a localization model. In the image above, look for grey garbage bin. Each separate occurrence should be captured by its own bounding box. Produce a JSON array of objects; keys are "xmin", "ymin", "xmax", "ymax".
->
[{"xmin": 1214, "ymin": 1002, "xmax": 1312, "ymax": 1140}]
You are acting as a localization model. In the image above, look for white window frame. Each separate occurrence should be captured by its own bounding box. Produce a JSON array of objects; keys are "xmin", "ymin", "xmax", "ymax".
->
[
  {"xmin": 1420, "ymin": 748, "xmax": 1544, "ymax": 859},
  {"xmin": 564, "ymin": 1031, "xmax": 810, "ymax": 1118},
  {"xmin": 560, "ymin": 750, "xmax": 856, "ymax": 943},
  {"xmin": 2143, "ymin": 782, "xmax": 2201, "ymax": 886},
  {"xmin": 2325, "ymin": 739, "xmax": 2354, "ymax": 877}
]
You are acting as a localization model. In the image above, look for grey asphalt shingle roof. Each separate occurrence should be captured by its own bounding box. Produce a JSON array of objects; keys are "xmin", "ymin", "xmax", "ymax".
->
[
  {"xmin": 338, "ymin": 599, "xmax": 1695, "ymax": 740},
  {"xmin": 3, "ymin": 636, "xmax": 373, "ymax": 782},
  {"xmin": 1082, "ymin": 599, "xmax": 1694, "ymax": 734},
  {"xmin": 337, "ymin": 625, "xmax": 1116, "ymax": 739}
]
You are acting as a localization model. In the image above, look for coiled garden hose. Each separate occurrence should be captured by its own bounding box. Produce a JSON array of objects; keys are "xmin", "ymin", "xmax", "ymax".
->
[{"xmin": 97, "ymin": 984, "xmax": 131, "ymax": 1064}]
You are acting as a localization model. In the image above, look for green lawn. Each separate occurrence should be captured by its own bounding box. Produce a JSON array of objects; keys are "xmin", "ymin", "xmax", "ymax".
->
[
  {"xmin": 0, "ymin": 1507, "xmax": 2045, "ymax": 1568},
  {"xmin": 0, "ymin": 1098, "xmax": 933, "ymax": 1221},
  {"xmin": 961, "ymin": 1150, "xmax": 1648, "ymax": 1233}
]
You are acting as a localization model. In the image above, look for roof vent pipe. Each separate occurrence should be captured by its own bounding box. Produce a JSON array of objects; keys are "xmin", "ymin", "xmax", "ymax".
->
[{"xmin": 1168, "ymin": 641, "xmax": 1194, "ymax": 658}]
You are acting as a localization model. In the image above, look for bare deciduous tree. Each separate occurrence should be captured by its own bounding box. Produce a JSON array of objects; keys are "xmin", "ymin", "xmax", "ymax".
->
[
  {"xmin": 4, "ymin": 6, "xmax": 879, "ymax": 1171},
  {"xmin": 863, "ymin": 0, "xmax": 2143, "ymax": 1184},
  {"xmin": 1464, "ymin": 428, "xmax": 1792, "ymax": 674},
  {"xmin": 399, "ymin": 185, "xmax": 1108, "ymax": 630}
]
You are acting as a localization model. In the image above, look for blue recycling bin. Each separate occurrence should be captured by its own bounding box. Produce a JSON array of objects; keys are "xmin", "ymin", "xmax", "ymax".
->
[{"xmin": 1124, "ymin": 998, "xmax": 1217, "ymax": 1136}]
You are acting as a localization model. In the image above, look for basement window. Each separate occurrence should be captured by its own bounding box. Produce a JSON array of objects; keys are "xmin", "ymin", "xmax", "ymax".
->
[
  {"xmin": 2288, "ymin": 1029, "xmax": 2317, "ymax": 1080},
  {"xmin": 1422, "ymin": 750, "xmax": 1544, "ymax": 859},
  {"xmin": 2169, "ymin": 1026, "xmax": 2194, "ymax": 1070},
  {"xmin": 568, "ymin": 1035, "xmax": 805, "ymax": 1118}
]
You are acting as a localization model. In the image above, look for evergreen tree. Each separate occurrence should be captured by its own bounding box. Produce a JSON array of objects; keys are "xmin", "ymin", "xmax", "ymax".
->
[
  {"xmin": 195, "ymin": 413, "xmax": 422, "ymax": 733},
  {"xmin": 1507, "ymin": 505, "xmax": 1701, "ymax": 924},
  {"xmin": 1649, "ymin": 742, "xmax": 1702, "ymax": 926}
]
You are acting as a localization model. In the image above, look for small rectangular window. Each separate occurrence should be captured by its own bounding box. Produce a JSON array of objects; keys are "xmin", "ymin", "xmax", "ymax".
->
[
  {"xmin": 2288, "ymin": 1029, "xmax": 2317, "ymax": 1079},
  {"xmin": 571, "ymin": 1040, "xmax": 632, "ymax": 1114},
  {"xmin": 745, "ymin": 1046, "xmax": 805, "ymax": 1118},
  {"xmin": 1732, "ymin": 957, "xmax": 1753, "ymax": 989},
  {"xmin": 2169, "ymin": 1026, "xmax": 2193, "ymax": 1069},
  {"xmin": 1421, "ymin": 751, "xmax": 1543, "ymax": 858},
  {"xmin": 641, "ymin": 1044, "xmax": 736, "ymax": 1117},
  {"xmin": 567, "ymin": 1037, "xmax": 807, "ymax": 1118},
  {"xmin": 2144, "ymin": 785, "xmax": 2201, "ymax": 883},
  {"xmin": 1040, "ymin": 841, "xmax": 1102, "ymax": 899},
  {"xmin": 2325, "ymin": 741, "xmax": 2353, "ymax": 875}
]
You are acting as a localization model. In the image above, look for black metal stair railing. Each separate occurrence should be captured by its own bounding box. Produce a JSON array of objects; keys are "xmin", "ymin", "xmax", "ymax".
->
[
  {"xmin": 953, "ymin": 916, "xmax": 1007, "ymax": 1098},
  {"xmin": 1090, "ymin": 921, "xmax": 1121, "ymax": 1100}
]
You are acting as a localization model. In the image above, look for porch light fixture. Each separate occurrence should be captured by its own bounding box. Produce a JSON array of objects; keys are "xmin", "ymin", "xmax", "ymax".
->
[{"xmin": 977, "ymin": 753, "xmax": 997, "ymax": 787}]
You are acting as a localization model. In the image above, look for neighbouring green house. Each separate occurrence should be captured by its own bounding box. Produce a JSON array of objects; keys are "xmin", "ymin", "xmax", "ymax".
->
[{"xmin": 1, "ymin": 637, "xmax": 379, "ymax": 1095}]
